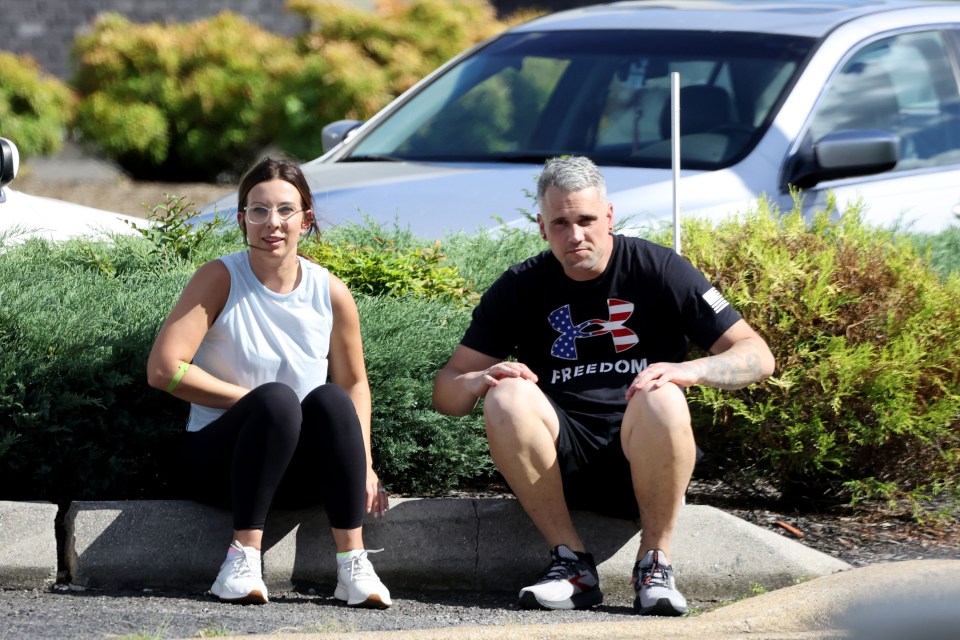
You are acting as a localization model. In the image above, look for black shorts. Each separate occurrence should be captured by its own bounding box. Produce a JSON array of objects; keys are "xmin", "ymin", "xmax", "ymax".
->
[{"xmin": 547, "ymin": 396, "xmax": 639, "ymax": 520}]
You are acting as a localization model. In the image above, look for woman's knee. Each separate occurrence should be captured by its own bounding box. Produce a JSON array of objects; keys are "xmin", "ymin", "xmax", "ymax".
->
[
  {"xmin": 302, "ymin": 383, "xmax": 356, "ymax": 421},
  {"xmin": 244, "ymin": 382, "xmax": 302, "ymax": 433},
  {"xmin": 304, "ymin": 383, "xmax": 349, "ymax": 405},
  {"xmin": 301, "ymin": 384, "xmax": 362, "ymax": 442},
  {"xmin": 248, "ymin": 382, "xmax": 301, "ymax": 407}
]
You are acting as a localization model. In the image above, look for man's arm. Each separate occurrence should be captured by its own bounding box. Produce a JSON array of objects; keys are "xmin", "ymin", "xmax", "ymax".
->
[
  {"xmin": 627, "ymin": 319, "xmax": 775, "ymax": 398},
  {"xmin": 433, "ymin": 344, "xmax": 539, "ymax": 416}
]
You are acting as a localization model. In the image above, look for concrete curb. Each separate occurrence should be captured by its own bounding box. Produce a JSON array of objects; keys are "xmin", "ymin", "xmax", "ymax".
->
[
  {"xmin": 0, "ymin": 500, "xmax": 58, "ymax": 589},
  {"xmin": 62, "ymin": 498, "xmax": 849, "ymax": 599}
]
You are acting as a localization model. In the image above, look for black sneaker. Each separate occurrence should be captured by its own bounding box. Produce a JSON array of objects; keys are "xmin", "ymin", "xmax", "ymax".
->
[
  {"xmin": 518, "ymin": 544, "xmax": 603, "ymax": 610},
  {"xmin": 632, "ymin": 549, "xmax": 688, "ymax": 616}
]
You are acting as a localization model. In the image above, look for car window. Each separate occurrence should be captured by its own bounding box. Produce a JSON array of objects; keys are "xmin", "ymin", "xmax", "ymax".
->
[
  {"xmin": 347, "ymin": 30, "xmax": 814, "ymax": 171},
  {"xmin": 809, "ymin": 31, "xmax": 960, "ymax": 170}
]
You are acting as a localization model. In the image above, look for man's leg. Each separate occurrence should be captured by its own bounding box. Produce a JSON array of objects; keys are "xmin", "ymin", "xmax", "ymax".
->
[
  {"xmin": 483, "ymin": 377, "xmax": 584, "ymax": 551},
  {"xmin": 621, "ymin": 382, "xmax": 694, "ymax": 616},
  {"xmin": 620, "ymin": 382, "xmax": 696, "ymax": 562},
  {"xmin": 485, "ymin": 377, "xmax": 602, "ymax": 610}
]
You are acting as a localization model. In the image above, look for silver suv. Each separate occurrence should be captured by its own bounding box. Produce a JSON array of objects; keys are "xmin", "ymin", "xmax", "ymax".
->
[{"xmin": 203, "ymin": 0, "xmax": 960, "ymax": 236}]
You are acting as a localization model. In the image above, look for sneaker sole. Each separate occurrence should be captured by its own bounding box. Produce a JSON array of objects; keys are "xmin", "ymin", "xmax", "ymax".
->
[
  {"xmin": 334, "ymin": 592, "xmax": 391, "ymax": 609},
  {"xmin": 334, "ymin": 585, "xmax": 391, "ymax": 609},
  {"xmin": 213, "ymin": 590, "xmax": 268, "ymax": 605},
  {"xmin": 519, "ymin": 588, "xmax": 604, "ymax": 611},
  {"xmin": 634, "ymin": 597, "xmax": 687, "ymax": 616}
]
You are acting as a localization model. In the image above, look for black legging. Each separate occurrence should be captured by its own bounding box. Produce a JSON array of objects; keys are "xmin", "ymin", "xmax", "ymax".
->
[{"xmin": 178, "ymin": 382, "xmax": 367, "ymax": 531}]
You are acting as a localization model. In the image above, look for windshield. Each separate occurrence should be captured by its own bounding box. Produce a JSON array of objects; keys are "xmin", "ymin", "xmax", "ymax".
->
[{"xmin": 345, "ymin": 29, "xmax": 814, "ymax": 170}]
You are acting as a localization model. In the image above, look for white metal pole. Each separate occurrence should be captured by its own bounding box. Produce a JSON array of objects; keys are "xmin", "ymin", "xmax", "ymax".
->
[{"xmin": 671, "ymin": 71, "xmax": 681, "ymax": 256}]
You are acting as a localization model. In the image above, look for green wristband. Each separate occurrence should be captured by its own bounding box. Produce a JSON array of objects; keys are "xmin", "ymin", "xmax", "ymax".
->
[{"xmin": 166, "ymin": 361, "xmax": 190, "ymax": 393}]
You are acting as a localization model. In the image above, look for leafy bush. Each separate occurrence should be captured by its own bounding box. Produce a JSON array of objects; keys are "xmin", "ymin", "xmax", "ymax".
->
[
  {"xmin": 910, "ymin": 225, "xmax": 960, "ymax": 278},
  {"xmin": 440, "ymin": 224, "xmax": 546, "ymax": 292},
  {"xmin": 0, "ymin": 51, "xmax": 75, "ymax": 159},
  {"xmin": 358, "ymin": 295, "xmax": 489, "ymax": 493},
  {"xmin": 125, "ymin": 195, "xmax": 225, "ymax": 265},
  {"xmin": 0, "ymin": 237, "xmax": 192, "ymax": 503},
  {"xmin": 302, "ymin": 233, "xmax": 477, "ymax": 306},
  {"xmin": 71, "ymin": 12, "xmax": 297, "ymax": 181},
  {"xmin": 677, "ymin": 197, "xmax": 960, "ymax": 514}
]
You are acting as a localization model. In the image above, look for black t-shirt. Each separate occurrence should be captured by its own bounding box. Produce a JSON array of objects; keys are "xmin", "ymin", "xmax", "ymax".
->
[{"xmin": 462, "ymin": 235, "xmax": 741, "ymax": 419}]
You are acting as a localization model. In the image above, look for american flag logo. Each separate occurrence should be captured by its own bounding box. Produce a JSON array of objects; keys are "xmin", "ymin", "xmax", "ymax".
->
[
  {"xmin": 702, "ymin": 287, "xmax": 730, "ymax": 314},
  {"xmin": 548, "ymin": 298, "xmax": 639, "ymax": 360}
]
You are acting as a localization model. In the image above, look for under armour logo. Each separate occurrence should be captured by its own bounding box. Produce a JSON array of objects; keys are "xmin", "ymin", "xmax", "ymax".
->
[{"xmin": 548, "ymin": 298, "xmax": 639, "ymax": 360}]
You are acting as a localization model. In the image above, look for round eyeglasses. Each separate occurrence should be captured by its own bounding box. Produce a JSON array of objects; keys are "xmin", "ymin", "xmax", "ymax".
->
[{"xmin": 243, "ymin": 204, "xmax": 303, "ymax": 224}]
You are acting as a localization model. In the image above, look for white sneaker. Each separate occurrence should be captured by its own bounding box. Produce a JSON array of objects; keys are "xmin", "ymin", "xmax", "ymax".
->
[
  {"xmin": 632, "ymin": 549, "xmax": 687, "ymax": 616},
  {"xmin": 211, "ymin": 540, "xmax": 268, "ymax": 604},
  {"xmin": 334, "ymin": 549, "xmax": 392, "ymax": 609}
]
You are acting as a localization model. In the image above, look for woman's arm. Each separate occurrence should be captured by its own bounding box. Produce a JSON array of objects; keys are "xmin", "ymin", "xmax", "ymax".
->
[
  {"xmin": 327, "ymin": 275, "xmax": 385, "ymax": 514},
  {"xmin": 327, "ymin": 275, "xmax": 372, "ymax": 456},
  {"xmin": 146, "ymin": 260, "xmax": 249, "ymax": 408}
]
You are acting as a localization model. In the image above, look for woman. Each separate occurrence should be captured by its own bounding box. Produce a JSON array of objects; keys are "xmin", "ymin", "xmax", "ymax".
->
[{"xmin": 147, "ymin": 157, "xmax": 391, "ymax": 608}]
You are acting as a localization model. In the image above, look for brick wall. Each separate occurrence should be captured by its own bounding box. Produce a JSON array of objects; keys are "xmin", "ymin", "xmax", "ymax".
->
[{"xmin": 0, "ymin": 0, "xmax": 597, "ymax": 81}]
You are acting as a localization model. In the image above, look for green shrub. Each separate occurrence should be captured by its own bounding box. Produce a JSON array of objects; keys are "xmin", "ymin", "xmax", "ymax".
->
[
  {"xmin": 0, "ymin": 51, "xmax": 75, "ymax": 159},
  {"xmin": 440, "ymin": 224, "xmax": 545, "ymax": 292},
  {"xmin": 909, "ymin": 225, "xmax": 960, "ymax": 278},
  {"xmin": 358, "ymin": 295, "xmax": 490, "ymax": 493},
  {"xmin": 71, "ymin": 12, "xmax": 297, "ymax": 181},
  {"xmin": 677, "ymin": 198, "xmax": 960, "ymax": 514},
  {"xmin": 302, "ymin": 232, "xmax": 477, "ymax": 306},
  {"xmin": 0, "ymin": 238, "xmax": 192, "ymax": 503}
]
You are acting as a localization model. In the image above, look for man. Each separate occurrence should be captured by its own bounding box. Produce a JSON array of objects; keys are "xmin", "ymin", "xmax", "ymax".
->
[{"xmin": 433, "ymin": 156, "xmax": 775, "ymax": 616}]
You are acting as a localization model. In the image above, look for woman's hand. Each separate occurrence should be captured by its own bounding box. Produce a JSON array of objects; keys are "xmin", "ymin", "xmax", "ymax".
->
[{"xmin": 365, "ymin": 466, "xmax": 389, "ymax": 518}]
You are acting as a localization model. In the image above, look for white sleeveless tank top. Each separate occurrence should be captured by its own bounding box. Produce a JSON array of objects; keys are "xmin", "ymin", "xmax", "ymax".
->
[{"xmin": 186, "ymin": 251, "xmax": 333, "ymax": 432}]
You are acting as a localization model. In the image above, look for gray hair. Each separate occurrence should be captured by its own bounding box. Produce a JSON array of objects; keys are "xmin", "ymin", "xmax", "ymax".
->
[{"xmin": 536, "ymin": 156, "xmax": 607, "ymax": 207}]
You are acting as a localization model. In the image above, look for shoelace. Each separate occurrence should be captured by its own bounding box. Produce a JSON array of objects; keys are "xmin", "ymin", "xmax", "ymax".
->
[
  {"xmin": 344, "ymin": 549, "xmax": 383, "ymax": 581},
  {"xmin": 537, "ymin": 552, "xmax": 580, "ymax": 583},
  {"xmin": 229, "ymin": 547, "xmax": 259, "ymax": 578},
  {"xmin": 638, "ymin": 554, "xmax": 671, "ymax": 589}
]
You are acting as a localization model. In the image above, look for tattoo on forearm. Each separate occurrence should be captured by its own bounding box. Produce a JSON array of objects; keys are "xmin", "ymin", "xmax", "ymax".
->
[{"xmin": 697, "ymin": 350, "xmax": 764, "ymax": 390}]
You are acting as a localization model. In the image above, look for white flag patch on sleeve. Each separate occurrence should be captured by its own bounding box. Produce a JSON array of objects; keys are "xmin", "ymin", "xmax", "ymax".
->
[{"xmin": 702, "ymin": 287, "xmax": 730, "ymax": 314}]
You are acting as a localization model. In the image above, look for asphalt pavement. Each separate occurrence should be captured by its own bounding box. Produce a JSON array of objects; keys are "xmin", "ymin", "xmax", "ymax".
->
[{"xmin": 3, "ymin": 560, "xmax": 959, "ymax": 640}]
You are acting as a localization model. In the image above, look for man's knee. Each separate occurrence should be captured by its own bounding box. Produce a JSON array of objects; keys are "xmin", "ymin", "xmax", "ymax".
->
[
  {"xmin": 483, "ymin": 377, "xmax": 539, "ymax": 422},
  {"xmin": 625, "ymin": 383, "xmax": 692, "ymax": 431},
  {"xmin": 483, "ymin": 378, "xmax": 556, "ymax": 443}
]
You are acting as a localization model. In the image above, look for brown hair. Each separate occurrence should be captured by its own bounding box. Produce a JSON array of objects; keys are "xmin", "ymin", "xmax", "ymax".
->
[{"xmin": 237, "ymin": 156, "xmax": 320, "ymax": 242}]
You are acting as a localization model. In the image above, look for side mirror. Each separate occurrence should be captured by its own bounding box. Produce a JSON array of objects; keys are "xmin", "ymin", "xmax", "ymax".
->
[
  {"xmin": 784, "ymin": 129, "xmax": 899, "ymax": 190},
  {"xmin": 0, "ymin": 137, "xmax": 19, "ymax": 193},
  {"xmin": 321, "ymin": 120, "xmax": 364, "ymax": 154}
]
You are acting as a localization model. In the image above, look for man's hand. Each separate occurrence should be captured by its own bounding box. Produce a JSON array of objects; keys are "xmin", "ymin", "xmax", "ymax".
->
[
  {"xmin": 464, "ymin": 361, "xmax": 539, "ymax": 399},
  {"xmin": 626, "ymin": 361, "xmax": 697, "ymax": 399},
  {"xmin": 434, "ymin": 345, "xmax": 539, "ymax": 416},
  {"xmin": 626, "ymin": 320, "xmax": 775, "ymax": 400}
]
